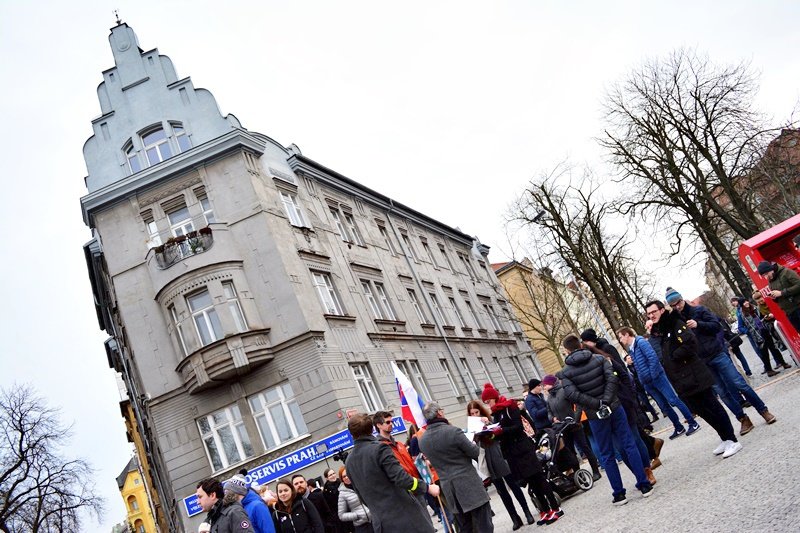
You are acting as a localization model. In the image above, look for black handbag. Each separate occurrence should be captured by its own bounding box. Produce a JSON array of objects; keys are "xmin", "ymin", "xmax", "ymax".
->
[{"xmin": 726, "ymin": 332, "xmax": 744, "ymax": 348}]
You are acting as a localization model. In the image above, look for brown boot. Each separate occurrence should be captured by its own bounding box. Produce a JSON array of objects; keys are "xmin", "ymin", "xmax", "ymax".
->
[
  {"xmin": 739, "ymin": 415, "xmax": 754, "ymax": 435},
  {"xmin": 650, "ymin": 457, "xmax": 662, "ymax": 469},
  {"xmin": 644, "ymin": 467, "xmax": 657, "ymax": 485},
  {"xmin": 653, "ymin": 437, "xmax": 664, "ymax": 458},
  {"xmin": 760, "ymin": 409, "xmax": 777, "ymax": 424}
]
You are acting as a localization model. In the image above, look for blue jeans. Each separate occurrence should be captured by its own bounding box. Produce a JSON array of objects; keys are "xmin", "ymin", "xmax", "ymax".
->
[
  {"xmin": 644, "ymin": 373, "xmax": 697, "ymax": 431},
  {"xmin": 588, "ymin": 407, "xmax": 650, "ymax": 497},
  {"xmin": 706, "ymin": 352, "xmax": 767, "ymax": 419},
  {"xmin": 611, "ymin": 423, "xmax": 649, "ymax": 471}
]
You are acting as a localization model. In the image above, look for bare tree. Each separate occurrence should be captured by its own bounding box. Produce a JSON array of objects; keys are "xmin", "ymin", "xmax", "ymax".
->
[
  {"xmin": 0, "ymin": 385, "xmax": 104, "ymax": 533},
  {"xmin": 511, "ymin": 165, "xmax": 655, "ymax": 334},
  {"xmin": 600, "ymin": 49, "xmax": 794, "ymax": 295}
]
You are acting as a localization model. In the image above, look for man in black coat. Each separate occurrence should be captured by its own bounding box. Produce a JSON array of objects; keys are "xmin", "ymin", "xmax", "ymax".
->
[
  {"xmin": 646, "ymin": 300, "xmax": 743, "ymax": 458},
  {"xmin": 559, "ymin": 334, "xmax": 652, "ymax": 506}
]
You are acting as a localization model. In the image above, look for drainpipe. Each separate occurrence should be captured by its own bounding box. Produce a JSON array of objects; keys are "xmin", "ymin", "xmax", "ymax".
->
[{"xmin": 385, "ymin": 200, "xmax": 472, "ymax": 398}]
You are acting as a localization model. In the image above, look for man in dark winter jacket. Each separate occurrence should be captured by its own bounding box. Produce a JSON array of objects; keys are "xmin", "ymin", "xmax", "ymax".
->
[
  {"xmin": 666, "ymin": 288, "xmax": 776, "ymax": 435},
  {"xmin": 345, "ymin": 413, "xmax": 438, "ymax": 533},
  {"xmin": 646, "ymin": 300, "xmax": 743, "ymax": 458},
  {"xmin": 759, "ymin": 260, "xmax": 800, "ymax": 333},
  {"xmin": 224, "ymin": 474, "xmax": 276, "ymax": 533},
  {"xmin": 580, "ymin": 329, "xmax": 625, "ymax": 368},
  {"xmin": 559, "ymin": 334, "xmax": 653, "ymax": 506},
  {"xmin": 196, "ymin": 478, "xmax": 253, "ymax": 533},
  {"xmin": 524, "ymin": 378, "xmax": 552, "ymax": 432}
]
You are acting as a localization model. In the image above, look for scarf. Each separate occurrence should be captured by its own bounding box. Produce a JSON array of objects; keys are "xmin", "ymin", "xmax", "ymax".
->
[{"xmin": 489, "ymin": 396, "xmax": 517, "ymax": 413}]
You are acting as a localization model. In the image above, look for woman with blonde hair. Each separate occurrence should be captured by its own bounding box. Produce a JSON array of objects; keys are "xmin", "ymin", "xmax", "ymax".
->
[{"xmin": 337, "ymin": 466, "xmax": 371, "ymax": 532}]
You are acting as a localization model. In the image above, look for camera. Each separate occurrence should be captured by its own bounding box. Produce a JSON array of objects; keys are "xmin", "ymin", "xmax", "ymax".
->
[
  {"xmin": 596, "ymin": 403, "xmax": 612, "ymax": 420},
  {"xmin": 331, "ymin": 448, "xmax": 349, "ymax": 463}
]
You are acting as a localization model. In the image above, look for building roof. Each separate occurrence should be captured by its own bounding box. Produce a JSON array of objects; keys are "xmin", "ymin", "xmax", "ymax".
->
[
  {"xmin": 490, "ymin": 262, "xmax": 509, "ymax": 271},
  {"xmin": 117, "ymin": 455, "xmax": 139, "ymax": 490}
]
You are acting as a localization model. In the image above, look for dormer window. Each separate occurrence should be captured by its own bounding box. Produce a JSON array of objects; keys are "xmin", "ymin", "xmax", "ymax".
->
[{"xmin": 122, "ymin": 121, "xmax": 192, "ymax": 175}]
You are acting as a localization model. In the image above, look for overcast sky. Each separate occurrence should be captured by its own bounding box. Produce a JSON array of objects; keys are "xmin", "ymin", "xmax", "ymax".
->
[{"xmin": 1, "ymin": 1, "xmax": 798, "ymax": 529}]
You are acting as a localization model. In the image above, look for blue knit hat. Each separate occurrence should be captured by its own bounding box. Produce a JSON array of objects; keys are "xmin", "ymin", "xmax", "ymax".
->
[{"xmin": 665, "ymin": 287, "xmax": 682, "ymax": 305}]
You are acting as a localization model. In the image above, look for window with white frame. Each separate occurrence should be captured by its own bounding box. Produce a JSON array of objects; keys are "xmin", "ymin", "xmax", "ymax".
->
[
  {"xmin": 197, "ymin": 403, "xmax": 255, "ymax": 471},
  {"xmin": 168, "ymin": 304, "xmax": 188, "ymax": 356},
  {"xmin": 400, "ymin": 233, "xmax": 418, "ymax": 261},
  {"xmin": 438, "ymin": 244, "xmax": 455, "ymax": 271},
  {"xmin": 280, "ymin": 190, "xmax": 308, "ymax": 227},
  {"xmin": 173, "ymin": 123, "xmax": 192, "ymax": 152},
  {"xmin": 223, "ymin": 281, "xmax": 247, "ymax": 333},
  {"xmin": 375, "ymin": 283, "xmax": 397, "ymax": 320},
  {"xmin": 344, "ymin": 212, "xmax": 364, "ymax": 246},
  {"xmin": 510, "ymin": 356, "xmax": 526, "ymax": 384},
  {"xmin": 248, "ymin": 383, "xmax": 308, "ymax": 451},
  {"xmin": 449, "ymin": 297, "xmax": 467, "ymax": 328},
  {"xmin": 429, "ymin": 293, "xmax": 448, "ymax": 325},
  {"xmin": 464, "ymin": 300, "xmax": 483, "ymax": 329},
  {"xmin": 459, "ymin": 357, "xmax": 478, "ymax": 391},
  {"xmin": 143, "ymin": 213, "xmax": 161, "ymax": 249},
  {"xmin": 457, "ymin": 251, "xmax": 478, "ymax": 279},
  {"xmin": 187, "ymin": 289, "xmax": 223, "ymax": 346},
  {"xmin": 421, "ymin": 239, "xmax": 437, "ymax": 266},
  {"xmin": 378, "ymin": 225, "xmax": 397, "ymax": 254},
  {"xmin": 142, "ymin": 127, "xmax": 173, "ymax": 166},
  {"xmin": 198, "ymin": 195, "xmax": 216, "ymax": 225},
  {"xmin": 440, "ymin": 359, "xmax": 459, "ymax": 395},
  {"xmin": 167, "ymin": 205, "xmax": 195, "ymax": 237},
  {"xmin": 361, "ymin": 280, "xmax": 383, "ymax": 319},
  {"xmin": 126, "ymin": 142, "xmax": 142, "ymax": 173},
  {"xmin": 407, "ymin": 289, "xmax": 427, "ymax": 323},
  {"xmin": 351, "ymin": 364, "xmax": 384, "ymax": 411},
  {"xmin": 483, "ymin": 304, "xmax": 502, "ymax": 330},
  {"xmin": 312, "ymin": 272, "xmax": 345, "ymax": 315},
  {"xmin": 477, "ymin": 357, "xmax": 491, "ymax": 382},
  {"xmin": 493, "ymin": 356, "xmax": 510, "ymax": 388},
  {"xmin": 330, "ymin": 208, "xmax": 349, "ymax": 242},
  {"xmin": 396, "ymin": 360, "xmax": 433, "ymax": 402},
  {"xmin": 128, "ymin": 496, "xmax": 139, "ymax": 511}
]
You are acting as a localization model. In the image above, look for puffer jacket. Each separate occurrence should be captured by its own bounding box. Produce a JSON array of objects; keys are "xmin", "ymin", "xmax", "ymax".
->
[
  {"xmin": 629, "ymin": 335, "xmax": 666, "ymax": 385},
  {"xmin": 652, "ymin": 309, "xmax": 715, "ymax": 397},
  {"xmin": 768, "ymin": 264, "xmax": 800, "ymax": 314},
  {"xmin": 524, "ymin": 392, "xmax": 551, "ymax": 430},
  {"xmin": 208, "ymin": 500, "xmax": 253, "ymax": 533},
  {"xmin": 544, "ymin": 381, "xmax": 576, "ymax": 422},
  {"xmin": 242, "ymin": 489, "xmax": 276, "ymax": 533},
  {"xmin": 678, "ymin": 303, "xmax": 725, "ymax": 361},
  {"xmin": 559, "ymin": 349, "xmax": 619, "ymax": 418},
  {"xmin": 338, "ymin": 484, "xmax": 371, "ymax": 527}
]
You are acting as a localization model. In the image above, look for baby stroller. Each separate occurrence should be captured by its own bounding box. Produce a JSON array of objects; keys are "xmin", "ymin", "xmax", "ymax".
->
[{"xmin": 529, "ymin": 418, "xmax": 593, "ymax": 509}]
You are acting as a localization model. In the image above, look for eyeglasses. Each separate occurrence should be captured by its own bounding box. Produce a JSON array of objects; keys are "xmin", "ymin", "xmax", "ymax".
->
[{"xmin": 382, "ymin": 420, "xmax": 393, "ymax": 425}]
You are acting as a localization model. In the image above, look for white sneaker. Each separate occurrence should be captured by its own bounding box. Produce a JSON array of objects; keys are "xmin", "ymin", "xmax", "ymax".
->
[
  {"xmin": 713, "ymin": 441, "xmax": 730, "ymax": 455},
  {"xmin": 722, "ymin": 441, "xmax": 743, "ymax": 458}
]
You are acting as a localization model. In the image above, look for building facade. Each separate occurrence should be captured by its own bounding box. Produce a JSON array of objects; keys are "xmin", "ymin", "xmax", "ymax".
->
[
  {"xmin": 117, "ymin": 456, "xmax": 158, "ymax": 533},
  {"xmin": 81, "ymin": 23, "xmax": 536, "ymax": 530}
]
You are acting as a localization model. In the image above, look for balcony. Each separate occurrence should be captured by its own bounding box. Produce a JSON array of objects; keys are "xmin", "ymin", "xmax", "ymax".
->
[
  {"xmin": 176, "ymin": 329, "xmax": 273, "ymax": 394},
  {"xmin": 154, "ymin": 227, "xmax": 213, "ymax": 269}
]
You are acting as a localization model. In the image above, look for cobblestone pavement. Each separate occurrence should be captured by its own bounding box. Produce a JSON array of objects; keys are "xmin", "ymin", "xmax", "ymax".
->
[{"xmin": 472, "ymin": 345, "xmax": 800, "ymax": 533}]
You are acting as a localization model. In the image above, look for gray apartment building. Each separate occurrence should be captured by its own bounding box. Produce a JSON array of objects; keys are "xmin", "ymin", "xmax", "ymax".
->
[{"xmin": 81, "ymin": 22, "xmax": 540, "ymax": 531}]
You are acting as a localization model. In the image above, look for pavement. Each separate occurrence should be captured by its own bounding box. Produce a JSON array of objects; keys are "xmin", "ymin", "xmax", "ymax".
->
[{"xmin": 475, "ymin": 344, "xmax": 800, "ymax": 533}]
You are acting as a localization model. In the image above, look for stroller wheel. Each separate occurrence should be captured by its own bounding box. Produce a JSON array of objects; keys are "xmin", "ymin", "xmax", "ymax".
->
[{"xmin": 574, "ymin": 469, "xmax": 594, "ymax": 490}]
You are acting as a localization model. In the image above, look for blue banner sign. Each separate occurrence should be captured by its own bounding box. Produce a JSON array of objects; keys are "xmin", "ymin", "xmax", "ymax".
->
[{"xmin": 183, "ymin": 417, "xmax": 407, "ymax": 517}]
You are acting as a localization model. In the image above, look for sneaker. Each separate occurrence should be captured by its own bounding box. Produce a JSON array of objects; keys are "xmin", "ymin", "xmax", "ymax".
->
[
  {"xmin": 668, "ymin": 427, "xmax": 686, "ymax": 439},
  {"xmin": 536, "ymin": 511, "xmax": 550, "ymax": 526},
  {"xmin": 686, "ymin": 422, "xmax": 701, "ymax": 436},
  {"xmin": 712, "ymin": 440, "xmax": 731, "ymax": 455},
  {"xmin": 640, "ymin": 485, "xmax": 654, "ymax": 498},
  {"xmin": 554, "ymin": 509, "xmax": 565, "ymax": 518},
  {"xmin": 545, "ymin": 510, "xmax": 560, "ymax": 524},
  {"xmin": 722, "ymin": 441, "xmax": 743, "ymax": 458},
  {"xmin": 612, "ymin": 493, "xmax": 628, "ymax": 506},
  {"xmin": 592, "ymin": 472, "xmax": 603, "ymax": 481}
]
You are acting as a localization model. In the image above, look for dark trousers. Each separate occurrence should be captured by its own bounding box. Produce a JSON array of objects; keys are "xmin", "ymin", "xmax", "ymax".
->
[
  {"xmin": 788, "ymin": 309, "xmax": 800, "ymax": 336},
  {"xmin": 683, "ymin": 388, "xmax": 737, "ymax": 442},
  {"xmin": 730, "ymin": 345, "xmax": 752, "ymax": 375},
  {"xmin": 526, "ymin": 471, "xmax": 560, "ymax": 512},
  {"xmin": 493, "ymin": 474, "xmax": 531, "ymax": 520},
  {"xmin": 453, "ymin": 501, "xmax": 494, "ymax": 533},
  {"xmin": 761, "ymin": 329, "xmax": 788, "ymax": 369},
  {"xmin": 563, "ymin": 425, "xmax": 600, "ymax": 475}
]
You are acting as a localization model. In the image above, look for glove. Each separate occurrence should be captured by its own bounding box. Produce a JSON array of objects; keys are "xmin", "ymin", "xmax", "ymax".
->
[{"xmin": 491, "ymin": 427, "xmax": 503, "ymax": 437}]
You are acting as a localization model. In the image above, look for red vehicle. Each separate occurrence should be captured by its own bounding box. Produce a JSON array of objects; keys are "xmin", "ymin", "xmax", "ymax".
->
[{"xmin": 738, "ymin": 213, "xmax": 800, "ymax": 363}]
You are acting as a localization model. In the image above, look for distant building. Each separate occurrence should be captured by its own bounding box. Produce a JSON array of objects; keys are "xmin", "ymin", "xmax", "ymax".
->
[
  {"xmin": 117, "ymin": 456, "xmax": 157, "ymax": 533},
  {"xmin": 81, "ymin": 22, "xmax": 538, "ymax": 530}
]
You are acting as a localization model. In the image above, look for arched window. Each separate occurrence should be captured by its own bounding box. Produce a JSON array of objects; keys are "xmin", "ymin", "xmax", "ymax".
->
[
  {"xmin": 134, "ymin": 519, "xmax": 145, "ymax": 533},
  {"xmin": 142, "ymin": 127, "xmax": 172, "ymax": 166},
  {"xmin": 173, "ymin": 123, "xmax": 192, "ymax": 152},
  {"xmin": 127, "ymin": 495, "xmax": 139, "ymax": 511}
]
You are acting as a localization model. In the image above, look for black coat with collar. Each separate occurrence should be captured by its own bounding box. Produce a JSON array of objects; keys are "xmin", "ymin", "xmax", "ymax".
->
[{"xmin": 652, "ymin": 309, "xmax": 715, "ymax": 397}]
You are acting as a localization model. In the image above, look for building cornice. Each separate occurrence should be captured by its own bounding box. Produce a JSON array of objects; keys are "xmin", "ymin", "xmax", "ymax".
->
[
  {"xmin": 81, "ymin": 129, "xmax": 267, "ymax": 227},
  {"xmin": 287, "ymin": 154, "xmax": 475, "ymax": 246}
]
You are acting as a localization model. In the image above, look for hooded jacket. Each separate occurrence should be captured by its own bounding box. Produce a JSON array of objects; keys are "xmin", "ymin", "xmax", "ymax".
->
[
  {"xmin": 559, "ymin": 348, "xmax": 619, "ymax": 417},
  {"xmin": 242, "ymin": 489, "xmax": 277, "ymax": 533},
  {"xmin": 767, "ymin": 264, "xmax": 800, "ymax": 314}
]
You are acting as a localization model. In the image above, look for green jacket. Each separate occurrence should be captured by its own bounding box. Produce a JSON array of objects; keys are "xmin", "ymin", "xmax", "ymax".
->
[{"xmin": 769, "ymin": 265, "xmax": 800, "ymax": 314}]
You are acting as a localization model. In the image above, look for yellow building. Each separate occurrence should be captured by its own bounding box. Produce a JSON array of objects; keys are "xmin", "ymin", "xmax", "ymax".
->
[{"xmin": 117, "ymin": 456, "xmax": 158, "ymax": 533}]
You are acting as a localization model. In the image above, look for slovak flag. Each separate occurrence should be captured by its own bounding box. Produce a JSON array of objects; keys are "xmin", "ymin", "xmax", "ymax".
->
[{"xmin": 391, "ymin": 361, "xmax": 427, "ymax": 428}]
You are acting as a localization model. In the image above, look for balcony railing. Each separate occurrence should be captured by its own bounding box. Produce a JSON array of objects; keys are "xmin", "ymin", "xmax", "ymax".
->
[{"xmin": 153, "ymin": 227, "xmax": 213, "ymax": 269}]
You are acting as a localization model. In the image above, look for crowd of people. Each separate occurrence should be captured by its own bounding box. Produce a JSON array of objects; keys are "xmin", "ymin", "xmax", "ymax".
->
[{"xmin": 193, "ymin": 262, "xmax": 796, "ymax": 532}]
